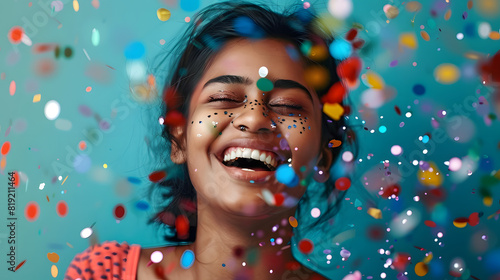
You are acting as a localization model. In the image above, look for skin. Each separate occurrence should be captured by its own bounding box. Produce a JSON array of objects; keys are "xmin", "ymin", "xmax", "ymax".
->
[{"xmin": 137, "ymin": 38, "xmax": 333, "ymax": 280}]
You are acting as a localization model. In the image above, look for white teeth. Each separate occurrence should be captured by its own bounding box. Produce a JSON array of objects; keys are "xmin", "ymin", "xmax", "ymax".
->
[
  {"xmin": 251, "ymin": 149, "xmax": 260, "ymax": 160},
  {"xmin": 265, "ymin": 155, "xmax": 272, "ymax": 164},
  {"xmin": 222, "ymin": 147, "xmax": 280, "ymax": 168},
  {"xmin": 242, "ymin": 148, "xmax": 252, "ymax": 158},
  {"xmin": 260, "ymin": 153, "xmax": 266, "ymax": 162}
]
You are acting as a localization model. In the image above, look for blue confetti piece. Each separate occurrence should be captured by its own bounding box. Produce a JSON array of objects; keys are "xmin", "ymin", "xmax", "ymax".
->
[
  {"xmin": 276, "ymin": 164, "xmax": 299, "ymax": 187},
  {"xmin": 180, "ymin": 250, "xmax": 195, "ymax": 269},
  {"xmin": 180, "ymin": 0, "xmax": 199, "ymax": 12},
  {"xmin": 135, "ymin": 200, "xmax": 149, "ymax": 210},
  {"xmin": 329, "ymin": 39, "xmax": 352, "ymax": 60},
  {"xmin": 422, "ymin": 135, "xmax": 430, "ymax": 143},
  {"xmin": 412, "ymin": 84, "xmax": 426, "ymax": 95},
  {"xmin": 233, "ymin": 16, "xmax": 264, "ymax": 39},
  {"xmin": 127, "ymin": 177, "xmax": 141, "ymax": 184},
  {"xmin": 124, "ymin": 41, "xmax": 145, "ymax": 59},
  {"xmin": 379, "ymin": 125, "xmax": 387, "ymax": 133}
]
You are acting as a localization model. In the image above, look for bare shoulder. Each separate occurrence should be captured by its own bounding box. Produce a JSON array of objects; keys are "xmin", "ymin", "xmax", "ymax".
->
[{"xmin": 136, "ymin": 244, "xmax": 185, "ymax": 280}]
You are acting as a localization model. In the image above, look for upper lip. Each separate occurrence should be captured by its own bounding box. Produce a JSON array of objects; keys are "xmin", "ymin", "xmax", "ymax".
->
[{"xmin": 215, "ymin": 138, "xmax": 288, "ymax": 165}]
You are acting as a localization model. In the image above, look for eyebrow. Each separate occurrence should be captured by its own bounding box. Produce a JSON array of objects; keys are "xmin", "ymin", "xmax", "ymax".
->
[{"xmin": 203, "ymin": 75, "xmax": 313, "ymax": 102}]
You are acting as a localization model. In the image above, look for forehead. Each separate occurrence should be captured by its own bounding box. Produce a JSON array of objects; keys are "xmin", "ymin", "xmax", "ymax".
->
[{"xmin": 188, "ymin": 38, "xmax": 314, "ymax": 113}]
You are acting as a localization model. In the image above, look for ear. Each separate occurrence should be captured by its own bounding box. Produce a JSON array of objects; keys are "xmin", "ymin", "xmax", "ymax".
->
[
  {"xmin": 169, "ymin": 125, "xmax": 187, "ymax": 165},
  {"xmin": 316, "ymin": 145, "xmax": 334, "ymax": 171}
]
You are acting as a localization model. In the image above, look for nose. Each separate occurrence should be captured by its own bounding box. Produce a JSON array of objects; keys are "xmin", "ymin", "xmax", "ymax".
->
[{"xmin": 232, "ymin": 104, "xmax": 277, "ymax": 134}]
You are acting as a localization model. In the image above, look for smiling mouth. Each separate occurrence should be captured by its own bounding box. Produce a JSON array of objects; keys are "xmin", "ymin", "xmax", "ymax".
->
[{"xmin": 222, "ymin": 157, "xmax": 278, "ymax": 171}]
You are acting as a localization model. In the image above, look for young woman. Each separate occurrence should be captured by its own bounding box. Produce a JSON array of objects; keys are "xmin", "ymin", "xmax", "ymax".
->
[{"xmin": 65, "ymin": 1, "xmax": 357, "ymax": 279}]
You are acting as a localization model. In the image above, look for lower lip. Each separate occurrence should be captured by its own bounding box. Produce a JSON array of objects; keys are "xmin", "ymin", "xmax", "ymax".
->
[{"xmin": 217, "ymin": 158, "xmax": 276, "ymax": 183}]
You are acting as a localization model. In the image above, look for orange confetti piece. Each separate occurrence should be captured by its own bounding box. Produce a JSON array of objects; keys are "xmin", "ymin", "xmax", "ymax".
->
[
  {"xmin": 420, "ymin": 30, "xmax": 430, "ymax": 41},
  {"xmin": 415, "ymin": 262, "xmax": 428, "ymax": 276},
  {"xmin": 367, "ymin": 207, "xmax": 382, "ymax": 219},
  {"xmin": 9, "ymin": 81, "xmax": 16, "ymax": 96},
  {"xmin": 329, "ymin": 139, "xmax": 342, "ymax": 148},
  {"xmin": 1, "ymin": 141, "xmax": 11, "ymax": 155},
  {"xmin": 47, "ymin": 252, "xmax": 60, "ymax": 263},
  {"xmin": 467, "ymin": 0, "xmax": 473, "ymax": 9},
  {"xmin": 453, "ymin": 217, "xmax": 468, "ymax": 228},
  {"xmin": 86, "ymin": 86, "xmax": 92, "ymax": 92},
  {"xmin": 14, "ymin": 260, "xmax": 26, "ymax": 271},
  {"xmin": 79, "ymin": 141, "xmax": 87, "ymax": 150},
  {"xmin": 33, "ymin": 94, "xmax": 41, "ymax": 103},
  {"xmin": 489, "ymin": 31, "xmax": 500, "ymax": 40},
  {"xmin": 46, "ymin": 195, "xmax": 50, "ymax": 202},
  {"xmin": 1, "ymin": 156, "xmax": 6, "ymax": 170},
  {"xmin": 444, "ymin": 9, "xmax": 452, "ymax": 20},
  {"xmin": 289, "ymin": 216, "xmax": 298, "ymax": 228}
]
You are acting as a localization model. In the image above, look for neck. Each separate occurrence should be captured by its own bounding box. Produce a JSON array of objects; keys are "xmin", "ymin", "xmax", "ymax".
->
[{"xmin": 179, "ymin": 197, "xmax": 300, "ymax": 279}]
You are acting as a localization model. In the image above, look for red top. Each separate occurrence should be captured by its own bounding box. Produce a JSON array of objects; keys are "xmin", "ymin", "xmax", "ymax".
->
[{"xmin": 64, "ymin": 241, "xmax": 141, "ymax": 280}]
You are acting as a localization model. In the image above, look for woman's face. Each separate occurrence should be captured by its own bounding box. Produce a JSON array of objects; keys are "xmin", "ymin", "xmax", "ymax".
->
[{"xmin": 174, "ymin": 38, "xmax": 326, "ymax": 217}]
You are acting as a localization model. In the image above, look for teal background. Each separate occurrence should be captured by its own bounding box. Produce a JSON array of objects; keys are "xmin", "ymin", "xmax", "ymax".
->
[{"xmin": 1, "ymin": 0, "xmax": 500, "ymax": 279}]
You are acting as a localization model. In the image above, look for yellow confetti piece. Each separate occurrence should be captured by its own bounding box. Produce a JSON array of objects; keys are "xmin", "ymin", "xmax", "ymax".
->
[
  {"xmin": 418, "ymin": 162, "xmax": 443, "ymax": 187},
  {"xmin": 422, "ymin": 252, "xmax": 433, "ymax": 264},
  {"xmin": 434, "ymin": 63, "xmax": 460, "ymax": 85},
  {"xmin": 61, "ymin": 176, "xmax": 68, "ymax": 185},
  {"xmin": 323, "ymin": 103, "xmax": 344, "ymax": 120},
  {"xmin": 367, "ymin": 207, "xmax": 382, "ymax": 219},
  {"xmin": 489, "ymin": 31, "xmax": 500, "ymax": 40},
  {"xmin": 399, "ymin": 33, "xmax": 418, "ymax": 50},
  {"xmin": 33, "ymin": 94, "xmax": 41, "ymax": 103},
  {"xmin": 365, "ymin": 70, "xmax": 385, "ymax": 89},
  {"xmin": 289, "ymin": 216, "xmax": 298, "ymax": 228},
  {"xmin": 420, "ymin": 30, "xmax": 430, "ymax": 41},
  {"xmin": 103, "ymin": 163, "xmax": 108, "ymax": 168},
  {"xmin": 47, "ymin": 252, "xmax": 60, "ymax": 263},
  {"xmin": 51, "ymin": 264, "xmax": 58, "ymax": 277},
  {"xmin": 406, "ymin": 1, "xmax": 422, "ymax": 12},
  {"xmin": 453, "ymin": 220, "xmax": 468, "ymax": 228},
  {"xmin": 415, "ymin": 262, "xmax": 429, "ymax": 276},
  {"xmin": 444, "ymin": 9, "xmax": 452, "ymax": 20},
  {"xmin": 157, "ymin": 8, "xmax": 171, "ymax": 21},
  {"xmin": 483, "ymin": 196, "xmax": 493, "ymax": 207},
  {"xmin": 494, "ymin": 170, "xmax": 500, "ymax": 180},
  {"xmin": 73, "ymin": 0, "xmax": 79, "ymax": 12}
]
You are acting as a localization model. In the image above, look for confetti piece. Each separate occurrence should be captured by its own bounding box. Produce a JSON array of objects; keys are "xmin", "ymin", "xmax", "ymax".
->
[
  {"xmin": 399, "ymin": 33, "xmax": 418, "ymax": 50},
  {"xmin": 33, "ymin": 94, "xmax": 41, "ymax": 103},
  {"xmin": 329, "ymin": 39, "xmax": 352, "ymax": 60},
  {"xmin": 164, "ymin": 110, "xmax": 186, "ymax": 126},
  {"xmin": 56, "ymin": 200, "xmax": 68, "ymax": 217},
  {"xmin": 9, "ymin": 81, "xmax": 16, "ymax": 96},
  {"xmin": 422, "ymin": 252, "xmax": 433, "ymax": 264},
  {"xmin": 367, "ymin": 207, "xmax": 382, "ymax": 219},
  {"xmin": 364, "ymin": 70, "xmax": 385, "ymax": 89},
  {"xmin": 289, "ymin": 216, "xmax": 298, "ymax": 227},
  {"xmin": 113, "ymin": 204, "xmax": 126, "ymax": 220},
  {"xmin": 415, "ymin": 262, "xmax": 428, "ymax": 276},
  {"xmin": 25, "ymin": 201, "xmax": 40, "ymax": 222},
  {"xmin": 61, "ymin": 175, "xmax": 68, "ymax": 185},
  {"xmin": 380, "ymin": 184, "xmax": 401, "ymax": 198},
  {"xmin": 335, "ymin": 177, "xmax": 351, "ymax": 190},
  {"xmin": 406, "ymin": 1, "xmax": 422, "ymax": 12},
  {"xmin": 8, "ymin": 26, "xmax": 24, "ymax": 44},
  {"xmin": 47, "ymin": 252, "xmax": 60, "ymax": 263},
  {"xmin": 328, "ymin": 139, "xmax": 342, "ymax": 148},
  {"xmin": 124, "ymin": 41, "xmax": 145, "ymax": 59},
  {"xmin": 468, "ymin": 0, "xmax": 473, "ymax": 9},
  {"xmin": 46, "ymin": 195, "xmax": 50, "ymax": 202},
  {"xmin": 444, "ymin": 9, "xmax": 452, "ymax": 21},
  {"xmin": 418, "ymin": 162, "xmax": 443, "ymax": 187},
  {"xmin": 274, "ymin": 193, "xmax": 284, "ymax": 206},
  {"xmin": 420, "ymin": 30, "xmax": 430, "ymax": 41},
  {"xmin": 489, "ymin": 31, "xmax": 500, "ymax": 40},
  {"xmin": 157, "ymin": 8, "xmax": 171, "ymax": 21},
  {"xmin": 256, "ymin": 78, "xmax": 273, "ymax": 92},
  {"xmin": 342, "ymin": 271, "xmax": 361, "ymax": 280},
  {"xmin": 424, "ymin": 220, "xmax": 436, "ymax": 227},
  {"xmin": 175, "ymin": 215, "xmax": 189, "ymax": 239},
  {"xmin": 322, "ymin": 82, "xmax": 347, "ymax": 104},
  {"xmin": 327, "ymin": 0, "xmax": 353, "ymax": 20},
  {"xmin": 135, "ymin": 200, "xmax": 150, "ymax": 210},
  {"xmin": 73, "ymin": 0, "xmax": 79, "ymax": 12},
  {"xmin": 91, "ymin": 28, "xmax": 100, "ymax": 46},
  {"xmin": 80, "ymin": 227, "xmax": 93, "ymax": 238},
  {"xmin": 468, "ymin": 212, "xmax": 479, "ymax": 226},
  {"xmin": 14, "ymin": 260, "xmax": 26, "ymax": 271},
  {"xmin": 180, "ymin": 250, "xmax": 195, "ymax": 269},
  {"xmin": 275, "ymin": 164, "xmax": 299, "ymax": 187},
  {"xmin": 323, "ymin": 103, "xmax": 344, "ymax": 120},
  {"xmin": 66, "ymin": 242, "xmax": 73, "ymax": 248},
  {"xmin": 384, "ymin": 4, "xmax": 399, "ymax": 19},
  {"xmin": 453, "ymin": 217, "xmax": 468, "ymax": 228},
  {"xmin": 434, "ymin": 63, "xmax": 460, "ymax": 84},
  {"xmin": 148, "ymin": 170, "xmax": 167, "ymax": 183},
  {"xmin": 298, "ymin": 238, "xmax": 314, "ymax": 254},
  {"xmin": 1, "ymin": 141, "xmax": 11, "ymax": 155},
  {"xmin": 304, "ymin": 65, "xmax": 329, "ymax": 90},
  {"xmin": 44, "ymin": 100, "xmax": 61, "ymax": 120},
  {"xmin": 51, "ymin": 264, "xmax": 58, "ymax": 277}
]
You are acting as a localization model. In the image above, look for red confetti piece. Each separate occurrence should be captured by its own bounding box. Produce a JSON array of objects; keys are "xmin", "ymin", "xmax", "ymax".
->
[
  {"xmin": 380, "ymin": 184, "xmax": 400, "ymax": 198},
  {"xmin": 274, "ymin": 193, "xmax": 284, "ymax": 206},
  {"xmin": 424, "ymin": 220, "xmax": 437, "ymax": 227},
  {"xmin": 321, "ymin": 82, "xmax": 347, "ymax": 104},
  {"xmin": 113, "ymin": 204, "xmax": 126, "ymax": 219},
  {"xmin": 395, "ymin": 105, "xmax": 401, "ymax": 115},
  {"xmin": 175, "ymin": 215, "xmax": 189, "ymax": 239},
  {"xmin": 285, "ymin": 261, "xmax": 302, "ymax": 271},
  {"xmin": 14, "ymin": 259, "xmax": 26, "ymax": 271},
  {"xmin": 25, "ymin": 201, "xmax": 40, "ymax": 222},
  {"xmin": 1, "ymin": 141, "xmax": 11, "ymax": 155},
  {"xmin": 468, "ymin": 212, "xmax": 479, "ymax": 226},
  {"xmin": 164, "ymin": 110, "xmax": 186, "ymax": 127},
  {"xmin": 180, "ymin": 199, "xmax": 197, "ymax": 212},
  {"xmin": 393, "ymin": 252, "xmax": 411, "ymax": 271},
  {"xmin": 56, "ymin": 201, "xmax": 68, "ymax": 217},
  {"xmin": 337, "ymin": 57, "xmax": 362, "ymax": 85},
  {"xmin": 298, "ymin": 239, "xmax": 314, "ymax": 254},
  {"xmin": 148, "ymin": 170, "xmax": 167, "ymax": 183},
  {"xmin": 32, "ymin": 43, "xmax": 57, "ymax": 54},
  {"xmin": 351, "ymin": 39, "xmax": 365, "ymax": 49},
  {"xmin": 335, "ymin": 177, "xmax": 351, "ymax": 191},
  {"xmin": 8, "ymin": 26, "xmax": 24, "ymax": 44},
  {"xmin": 345, "ymin": 28, "xmax": 358, "ymax": 41}
]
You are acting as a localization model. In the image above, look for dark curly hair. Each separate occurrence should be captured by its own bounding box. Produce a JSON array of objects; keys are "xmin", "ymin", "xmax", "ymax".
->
[{"xmin": 144, "ymin": 0, "xmax": 359, "ymax": 246}]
